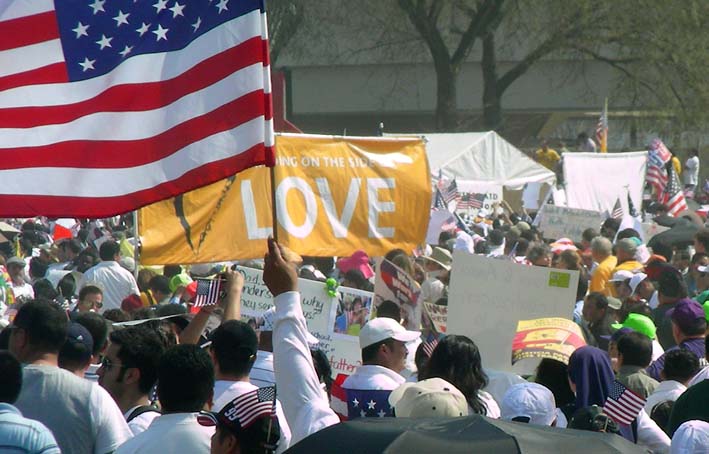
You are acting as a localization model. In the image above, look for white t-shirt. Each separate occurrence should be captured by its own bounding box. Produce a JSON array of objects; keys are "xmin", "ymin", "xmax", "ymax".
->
[
  {"xmin": 213, "ymin": 380, "xmax": 292, "ymax": 453},
  {"xmin": 78, "ymin": 261, "xmax": 139, "ymax": 312},
  {"xmin": 684, "ymin": 156, "xmax": 700, "ymax": 185},
  {"xmin": 250, "ymin": 351, "xmax": 276, "ymax": 388},
  {"xmin": 116, "ymin": 413, "xmax": 212, "ymax": 454},
  {"xmin": 124, "ymin": 406, "xmax": 161, "ymax": 436}
]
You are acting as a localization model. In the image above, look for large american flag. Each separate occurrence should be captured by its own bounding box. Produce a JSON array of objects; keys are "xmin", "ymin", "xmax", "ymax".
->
[
  {"xmin": 0, "ymin": 0, "xmax": 274, "ymax": 218},
  {"xmin": 646, "ymin": 139, "xmax": 671, "ymax": 194},
  {"xmin": 603, "ymin": 381, "xmax": 645, "ymax": 426},
  {"xmin": 442, "ymin": 179, "xmax": 459, "ymax": 205},
  {"xmin": 661, "ymin": 165, "xmax": 688, "ymax": 217}
]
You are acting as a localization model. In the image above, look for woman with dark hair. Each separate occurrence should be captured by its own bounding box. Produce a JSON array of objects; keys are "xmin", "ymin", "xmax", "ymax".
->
[
  {"xmin": 419, "ymin": 335, "xmax": 500, "ymax": 417},
  {"xmin": 567, "ymin": 346, "xmax": 669, "ymax": 451},
  {"xmin": 535, "ymin": 358, "xmax": 575, "ymax": 420}
]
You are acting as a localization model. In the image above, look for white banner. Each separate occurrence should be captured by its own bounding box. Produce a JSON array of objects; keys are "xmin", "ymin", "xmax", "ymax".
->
[
  {"xmin": 447, "ymin": 252, "xmax": 579, "ymax": 374},
  {"xmin": 563, "ymin": 151, "xmax": 647, "ymax": 214}
]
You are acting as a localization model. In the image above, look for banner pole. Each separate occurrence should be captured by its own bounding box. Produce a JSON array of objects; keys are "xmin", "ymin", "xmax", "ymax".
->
[
  {"xmin": 270, "ymin": 165, "xmax": 279, "ymax": 242},
  {"xmin": 132, "ymin": 210, "xmax": 140, "ymax": 280}
]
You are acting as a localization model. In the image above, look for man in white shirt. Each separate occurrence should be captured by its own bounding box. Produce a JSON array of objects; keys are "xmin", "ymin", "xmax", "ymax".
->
[
  {"xmin": 78, "ymin": 240, "xmax": 139, "ymax": 312},
  {"xmin": 97, "ymin": 326, "xmax": 166, "ymax": 435},
  {"xmin": 6, "ymin": 256, "xmax": 34, "ymax": 301},
  {"xmin": 10, "ymin": 300, "xmax": 132, "ymax": 454},
  {"xmin": 684, "ymin": 149, "xmax": 700, "ymax": 192},
  {"xmin": 646, "ymin": 349, "xmax": 700, "ymax": 415},
  {"xmin": 342, "ymin": 317, "xmax": 420, "ymax": 392},
  {"xmin": 208, "ymin": 320, "xmax": 292, "ymax": 453},
  {"xmin": 117, "ymin": 345, "xmax": 215, "ymax": 454}
]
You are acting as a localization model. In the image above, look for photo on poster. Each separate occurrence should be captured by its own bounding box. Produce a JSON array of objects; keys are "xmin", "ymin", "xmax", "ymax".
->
[{"xmin": 331, "ymin": 287, "xmax": 374, "ymax": 340}]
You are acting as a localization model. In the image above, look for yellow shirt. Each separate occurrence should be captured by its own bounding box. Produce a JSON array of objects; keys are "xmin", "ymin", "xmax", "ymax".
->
[
  {"xmin": 672, "ymin": 156, "xmax": 682, "ymax": 175},
  {"xmin": 535, "ymin": 148, "xmax": 560, "ymax": 170},
  {"xmin": 590, "ymin": 255, "xmax": 618, "ymax": 296}
]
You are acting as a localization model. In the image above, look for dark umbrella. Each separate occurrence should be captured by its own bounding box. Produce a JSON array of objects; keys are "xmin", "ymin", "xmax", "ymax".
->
[
  {"xmin": 647, "ymin": 218, "xmax": 699, "ymax": 249},
  {"xmin": 285, "ymin": 416, "xmax": 648, "ymax": 454}
]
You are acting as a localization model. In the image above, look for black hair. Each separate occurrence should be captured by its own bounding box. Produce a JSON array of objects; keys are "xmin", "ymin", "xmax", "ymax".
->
[
  {"xmin": 157, "ymin": 344, "xmax": 214, "ymax": 413},
  {"xmin": 617, "ymin": 331, "xmax": 653, "ymax": 368},
  {"xmin": 419, "ymin": 335, "xmax": 489, "ymax": 415},
  {"xmin": 534, "ymin": 358, "xmax": 575, "ymax": 408},
  {"xmin": 515, "ymin": 238, "xmax": 530, "ymax": 256},
  {"xmin": 616, "ymin": 228, "xmax": 640, "ymax": 241},
  {"xmin": 586, "ymin": 292, "xmax": 608, "ymax": 310},
  {"xmin": 650, "ymin": 401, "xmax": 674, "ymax": 436},
  {"xmin": 73, "ymin": 312, "xmax": 109, "ymax": 357},
  {"xmin": 662, "ymin": 349, "xmax": 700, "ymax": 383},
  {"xmin": 0, "ymin": 328, "xmax": 10, "ymax": 350},
  {"xmin": 76, "ymin": 248, "xmax": 99, "ymax": 272},
  {"xmin": 678, "ymin": 317, "xmax": 707, "ymax": 337},
  {"xmin": 582, "ymin": 228, "xmax": 599, "ymax": 243},
  {"xmin": 210, "ymin": 320, "xmax": 258, "ymax": 377},
  {"xmin": 343, "ymin": 269, "xmax": 367, "ymax": 289},
  {"xmin": 488, "ymin": 229, "xmax": 504, "ymax": 247},
  {"xmin": 163, "ymin": 265, "xmax": 182, "ymax": 279},
  {"xmin": 361, "ymin": 338, "xmax": 394, "ymax": 364},
  {"xmin": 28, "ymin": 258, "xmax": 48, "ymax": 280},
  {"xmin": 32, "ymin": 279, "xmax": 58, "ymax": 301},
  {"xmin": 60, "ymin": 239, "xmax": 82, "ymax": 255},
  {"xmin": 0, "ymin": 350, "xmax": 22, "ymax": 404},
  {"xmin": 376, "ymin": 301, "xmax": 401, "ymax": 320},
  {"xmin": 103, "ymin": 308, "xmax": 132, "ymax": 323},
  {"xmin": 414, "ymin": 342, "xmax": 430, "ymax": 375},
  {"xmin": 437, "ymin": 230, "xmax": 455, "ymax": 246},
  {"xmin": 148, "ymin": 275, "xmax": 171, "ymax": 295},
  {"xmin": 79, "ymin": 285, "xmax": 102, "ymax": 302},
  {"xmin": 13, "ymin": 299, "xmax": 67, "ymax": 354},
  {"xmin": 216, "ymin": 415, "xmax": 281, "ymax": 454},
  {"xmin": 473, "ymin": 240, "xmax": 488, "ymax": 255},
  {"xmin": 111, "ymin": 327, "xmax": 166, "ymax": 394},
  {"xmin": 98, "ymin": 240, "xmax": 120, "ymax": 261},
  {"xmin": 652, "ymin": 240, "xmax": 674, "ymax": 263},
  {"xmin": 695, "ymin": 228, "xmax": 709, "ymax": 253},
  {"xmin": 658, "ymin": 271, "xmax": 688, "ymax": 298},
  {"xmin": 576, "ymin": 274, "xmax": 589, "ymax": 301},
  {"xmin": 57, "ymin": 274, "xmax": 76, "ymax": 300}
]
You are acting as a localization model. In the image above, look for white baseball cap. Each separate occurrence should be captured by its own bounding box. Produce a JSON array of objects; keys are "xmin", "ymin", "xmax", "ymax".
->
[
  {"xmin": 359, "ymin": 317, "xmax": 420, "ymax": 349},
  {"xmin": 388, "ymin": 378, "xmax": 469, "ymax": 418},
  {"xmin": 671, "ymin": 420, "xmax": 709, "ymax": 454},
  {"xmin": 698, "ymin": 265, "xmax": 709, "ymax": 273},
  {"xmin": 609, "ymin": 270, "xmax": 634, "ymax": 282},
  {"xmin": 500, "ymin": 383, "xmax": 557, "ymax": 426},
  {"xmin": 629, "ymin": 272, "xmax": 649, "ymax": 295}
]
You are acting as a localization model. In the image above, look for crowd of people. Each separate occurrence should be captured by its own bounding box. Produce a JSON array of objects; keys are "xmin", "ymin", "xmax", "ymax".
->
[{"xmin": 0, "ymin": 186, "xmax": 707, "ymax": 453}]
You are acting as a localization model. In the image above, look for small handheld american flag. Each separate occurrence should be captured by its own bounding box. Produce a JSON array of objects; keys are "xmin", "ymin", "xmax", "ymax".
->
[
  {"xmin": 194, "ymin": 278, "xmax": 225, "ymax": 307},
  {"xmin": 197, "ymin": 386, "xmax": 277, "ymax": 431},
  {"xmin": 603, "ymin": 381, "xmax": 646, "ymax": 426}
]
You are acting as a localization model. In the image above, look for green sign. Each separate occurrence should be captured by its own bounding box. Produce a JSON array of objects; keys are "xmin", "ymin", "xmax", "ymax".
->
[{"xmin": 548, "ymin": 271, "xmax": 571, "ymax": 288}]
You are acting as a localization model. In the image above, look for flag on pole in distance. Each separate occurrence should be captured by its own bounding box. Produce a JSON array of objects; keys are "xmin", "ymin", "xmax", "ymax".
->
[
  {"xmin": 661, "ymin": 165, "xmax": 689, "ymax": 217},
  {"xmin": 596, "ymin": 99, "xmax": 608, "ymax": 153},
  {"xmin": 611, "ymin": 198, "xmax": 623, "ymax": 219},
  {"xmin": 0, "ymin": 0, "xmax": 274, "ymax": 218}
]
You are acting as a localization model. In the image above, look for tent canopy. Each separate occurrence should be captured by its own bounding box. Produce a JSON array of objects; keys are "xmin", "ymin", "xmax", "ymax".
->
[{"xmin": 392, "ymin": 131, "xmax": 556, "ymax": 190}]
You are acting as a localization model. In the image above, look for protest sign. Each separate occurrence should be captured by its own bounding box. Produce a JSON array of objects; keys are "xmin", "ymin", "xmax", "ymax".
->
[
  {"xmin": 447, "ymin": 252, "xmax": 579, "ymax": 374},
  {"xmin": 237, "ymin": 267, "xmax": 362, "ymax": 376},
  {"xmin": 374, "ymin": 258, "xmax": 421, "ymax": 329},
  {"xmin": 332, "ymin": 287, "xmax": 375, "ymax": 338},
  {"xmin": 423, "ymin": 302, "xmax": 447, "ymax": 333},
  {"xmin": 456, "ymin": 181, "xmax": 503, "ymax": 213},
  {"xmin": 139, "ymin": 134, "xmax": 430, "ymax": 264},
  {"xmin": 537, "ymin": 205, "xmax": 606, "ymax": 242},
  {"xmin": 511, "ymin": 318, "xmax": 586, "ymax": 365}
]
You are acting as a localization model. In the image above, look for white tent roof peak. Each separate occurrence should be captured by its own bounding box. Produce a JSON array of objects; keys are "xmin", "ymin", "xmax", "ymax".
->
[{"xmin": 388, "ymin": 131, "xmax": 556, "ymax": 189}]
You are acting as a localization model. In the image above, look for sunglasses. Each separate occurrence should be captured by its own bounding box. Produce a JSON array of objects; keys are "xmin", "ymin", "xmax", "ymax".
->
[{"xmin": 100, "ymin": 357, "xmax": 128, "ymax": 371}]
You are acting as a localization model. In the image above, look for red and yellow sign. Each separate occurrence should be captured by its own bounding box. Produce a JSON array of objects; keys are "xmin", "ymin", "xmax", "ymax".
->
[
  {"xmin": 511, "ymin": 318, "xmax": 586, "ymax": 365},
  {"xmin": 139, "ymin": 134, "xmax": 430, "ymax": 264}
]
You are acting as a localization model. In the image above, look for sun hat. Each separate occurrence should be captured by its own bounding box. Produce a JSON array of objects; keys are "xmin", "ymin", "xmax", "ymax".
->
[
  {"xmin": 388, "ymin": 378, "xmax": 468, "ymax": 418},
  {"xmin": 336, "ymin": 251, "xmax": 374, "ymax": 280},
  {"xmin": 359, "ymin": 317, "xmax": 420, "ymax": 349},
  {"xmin": 421, "ymin": 247, "xmax": 453, "ymax": 271}
]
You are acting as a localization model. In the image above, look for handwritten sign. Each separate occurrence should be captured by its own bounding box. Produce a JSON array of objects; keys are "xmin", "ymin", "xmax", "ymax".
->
[
  {"xmin": 511, "ymin": 318, "xmax": 586, "ymax": 365},
  {"xmin": 423, "ymin": 302, "xmax": 447, "ymax": 333},
  {"xmin": 237, "ymin": 267, "xmax": 362, "ymax": 376},
  {"xmin": 537, "ymin": 205, "xmax": 606, "ymax": 242}
]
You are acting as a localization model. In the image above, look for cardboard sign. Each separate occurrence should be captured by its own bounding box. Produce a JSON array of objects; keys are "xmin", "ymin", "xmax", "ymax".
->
[
  {"xmin": 537, "ymin": 205, "xmax": 606, "ymax": 242},
  {"xmin": 236, "ymin": 267, "xmax": 362, "ymax": 376},
  {"xmin": 423, "ymin": 302, "xmax": 447, "ymax": 333},
  {"xmin": 511, "ymin": 318, "xmax": 586, "ymax": 365},
  {"xmin": 373, "ymin": 258, "xmax": 421, "ymax": 329},
  {"xmin": 139, "ymin": 134, "xmax": 431, "ymax": 264},
  {"xmin": 447, "ymin": 252, "xmax": 579, "ymax": 374}
]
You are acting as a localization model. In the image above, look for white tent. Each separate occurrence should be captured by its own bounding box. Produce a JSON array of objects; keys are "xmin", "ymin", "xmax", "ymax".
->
[{"xmin": 413, "ymin": 131, "xmax": 556, "ymax": 190}]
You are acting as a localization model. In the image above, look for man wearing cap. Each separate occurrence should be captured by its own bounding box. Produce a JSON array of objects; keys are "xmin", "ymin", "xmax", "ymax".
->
[
  {"xmin": 647, "ymin": 299, "xmax": 708, "ymax": 381},
  {"xmin": 198, "ymin": 387, "xmax": 281, "ymax": 454},
  {"xmin": 629, "ymin": 273, "xmax": 659, "ymax": 309},
  {"xmin": 589, "ymin": 237, "xmax": 617, "ymax": 296},
  {"xmin": 6, "ymin": 256, "xmax": 34, "ymax": 301},
  {"xmin": 207, "ymin": 320, "xmax": 292, "ymax": 453},
  {"xmin": 499, "ymin": 382, "xmax": 557, "ymax": 427},
  {"xmin": 58, "ymin": 322, "xmax": 95, "ymax": 378},
  {"xmin": 342, "ymin": 317, "xmax": 420, "ymax": 393},
  {"xmin": 652, "ymin": 269, "xmax": 690, "ymax": 350},
  {"xmin": 609, "ymin": 270, "xmax": 634, "ymax": 300},
  {"xmin": 694, "ymin": 264, "xmax": 709, "ymax": 305},
  {"xmin": 614, "ymin": 331, "xmax": 659, "ymax": 398},
  {"xmin": 581, "ymin": 292, "xmax": 621, "ymax": 351},
  {"xmin": 611, "ymin": 313, "xmax": 664, "ymax": 362}
]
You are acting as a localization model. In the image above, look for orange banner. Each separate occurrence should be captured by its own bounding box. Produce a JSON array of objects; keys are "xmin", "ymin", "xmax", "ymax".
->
[{"xmin": 139, "ymin": 134, "xmax": 430, "ymax": 264}]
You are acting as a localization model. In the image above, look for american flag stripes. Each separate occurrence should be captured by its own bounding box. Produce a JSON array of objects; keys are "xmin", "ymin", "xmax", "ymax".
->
[
  {"xmin": 457, "ymin": 193, "xmax": 485, "ymax": 210},
  {"xmin": 661, "ymin": 165, "xmax": 689, "ymax": 217},
  {"xmin": 646, "ymin": 139, "xmax": 671, "ymax": 195},
  {"xmin": 198, "ymin": 386, "xmax": 277, "ymax": 430},
  {"xmin": 611, "ymin": 198, "xmax": 623, "ymax": 219},
  {"xmin": 194, "ymin": 278, "xmax": 224, "ymax": 307},
  {"xmin": 603, "ymin": 381, "xmax": 646, "ymax": 426},
  {"xmin": 0, "ymin": 0, "xmax": 274, "ymax": 218},
  {"xmin": 442, "ymin": 179, "xmax": 459, "ymax": 205},
  {"xmin": 421, "ymin": 338, "xmax": 439, "ymax": 357}
]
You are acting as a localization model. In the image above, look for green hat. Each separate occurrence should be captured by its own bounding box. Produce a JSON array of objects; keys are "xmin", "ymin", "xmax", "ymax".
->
[
  {"xmin": 702, "ymin": 300, "xmax": 709, "ymax": 322},
  {"xmin": 169, "ymin": 273, "xmax": 193, "ymax": 293},
  {"xmin": 611, "ymin": 313, "xmax": 656, "ymax": 340}
]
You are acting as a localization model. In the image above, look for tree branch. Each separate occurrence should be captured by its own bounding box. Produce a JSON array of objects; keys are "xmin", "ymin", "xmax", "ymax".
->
[{"xmin": 451, "ymin": 0, "xmax": 505, "ymax": 67}]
